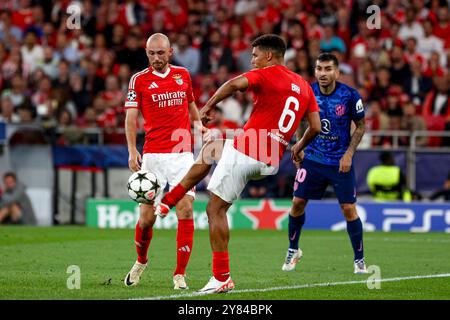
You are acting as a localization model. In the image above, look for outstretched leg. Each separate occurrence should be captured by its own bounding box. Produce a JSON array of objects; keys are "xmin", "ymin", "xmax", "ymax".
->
[{"xmin": 160, "ymin": 140, "xmax": 225, "ymax": 210}]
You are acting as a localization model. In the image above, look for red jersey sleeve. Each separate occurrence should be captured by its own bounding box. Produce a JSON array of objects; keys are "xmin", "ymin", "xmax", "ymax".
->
[
  {"xmin": 307, "ymin": 85, "xmax": 319, "ymax": 113},
  {"xmin": 186, "ymin": 71, "xmax": 195, "ymax": 103},
  {"xmin": 124, "ymin": 75, "xmax": 142, "ymax": 110},
  {"xmin": 242, "ymin": 68, "xmax": 263, "ymax": 92}
]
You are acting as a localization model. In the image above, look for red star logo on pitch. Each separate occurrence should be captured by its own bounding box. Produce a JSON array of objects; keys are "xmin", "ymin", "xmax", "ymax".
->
[{"xmin": 241, "ymin": 200, "xmax": 290, "ymax": 230}]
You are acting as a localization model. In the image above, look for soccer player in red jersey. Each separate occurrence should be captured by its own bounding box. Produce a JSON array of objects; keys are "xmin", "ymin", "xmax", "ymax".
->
[
  {"xmin": 155, "ymin": 34, "xmax": 321, "ymax": 293},
  {"xmin": 123, "ymin": 33, "xmax": 209, "ymax": 290}
]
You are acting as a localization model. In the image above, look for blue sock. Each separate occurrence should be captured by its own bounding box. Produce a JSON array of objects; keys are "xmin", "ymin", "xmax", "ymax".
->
[
  {"xmin": 346, "ymin": 217, "xmax": 364, "ymax": 261},
  {"xmin": 288, "ymin": 213, "xmax": 305, "ymax": 250}
]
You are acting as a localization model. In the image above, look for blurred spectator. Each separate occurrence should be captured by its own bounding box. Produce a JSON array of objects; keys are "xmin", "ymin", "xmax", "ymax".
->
[
  {"xmin": 173, "ymin": 33, "xmax": 200, "ymax": 76},
  {"xmin": 398, "ymin": 7, "xmax": 424, "ymax": 42},
  {"xmin": 38, "ymin": 46, "xmax": 59, "ymax": 79},
  {"xmin": 52, "ymin": 59, "xmax": 70, "ymax": 89},
  {"xmin": 422, "ymin": 76, "xmax": 450, "ymax": 118},
  {"xmin": 2, "ymin": 44, "xmax": 22, "ymax": 80},
  {"xmin": 423, "ymin": 51, "xmax": 446, "ymax": 78},
  {"xmin": 389, "ymin": 45, "xmax": 412, "ymax": 86},
  {"xmin": 430, "ymin": 171, "xmax": 450, "ymax": 201},
  {"xmin": 320, "ymin": 23, "xmax": 346, "ymax": 53},
  {"xmin": 20, "ymin": 29, "xmax": 43, "ymax": 75},
  {"xmin": 200, "ymin": 29, "xmax": 235, "ymax": 73},
  {"xmin": 206, "ymin": 105, "xmax": 240, "ymax": 140},
  {"xmin": 195, "ymin": 73, "xmax": 217, "ymax": 107},
  {"xmin": 418, "ymin": 20, "xmax": 446, "ymax": 66},
  {"xmin": 369, "ymin": 67, "xmax": 391, "ymax": 107},
  {"xmin": 403, "ymin": 58, "xmax": 432, "ymax": 106},
  {"xmin": 401, "ymin": 101, "xmax": 427, "ymax": 147},
  {"xmin": 433, "ymin": 6, "xmax": 450, "ymax": 41},
  {"xmin": 366, "ymin": 151, "xmax": 412, "ymax": 202},
  {"xmin": 116, "ymin": 34, "xmax": 147, "ymax": 73},
  {"xmin": 0, "ymin": 10, "xmax": 22, "ymax": 45},
  {"xmin": 365, "ymin": 100, "xmax": 389, "ymax": 146},
  {"xmin": 0, "ymin": 171, "xmax": 36, "ymax": 225},
  {"xmin": 83, "ymin": 59, "xmax": 105, "ymax": 98},
  {"xmin": 2, "ymin": 73, "xmax": 26, "ymax": 107},
  {"xmin": 55, "ymin": 108, "xmax": 84, "ymax": 145},
  {"xmin": 0, "ymin": 95, "xmax": 19, "ymax": 123},
  {"xmin": 69, "ymin": 72, "xmax": 90, "ymax": 117}
]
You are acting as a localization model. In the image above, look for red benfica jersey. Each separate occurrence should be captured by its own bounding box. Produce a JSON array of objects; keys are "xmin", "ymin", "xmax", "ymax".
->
[
  {"xmin": 234, "ymin": 65, "xmax": 319, "ymax": 166},
  {"xmin": 124, "ymin": 65, "xmax": 194, "ymax": 154}
]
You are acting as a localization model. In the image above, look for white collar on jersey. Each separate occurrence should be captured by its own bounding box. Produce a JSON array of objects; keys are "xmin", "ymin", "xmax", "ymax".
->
[{"xmin": 152, "ymin": 67, "xmax": 171, "ymax": 78}]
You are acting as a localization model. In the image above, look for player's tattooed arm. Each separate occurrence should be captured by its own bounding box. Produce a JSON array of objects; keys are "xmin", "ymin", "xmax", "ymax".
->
[{"xmin": 339, "ymin": 118, "xmax": 365, "ymax": 173}]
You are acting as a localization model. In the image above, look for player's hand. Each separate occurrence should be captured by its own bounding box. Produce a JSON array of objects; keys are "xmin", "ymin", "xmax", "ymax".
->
[
  {"xmin": 291, "ymin": 143, "xmax": 305, "ymax": 163},
  {"xmin": 194, "ymin": 122, "xmax": 213, "ymax": 142},
  {"xmin": 200, "ymin": 106, "xmax": 214, "ymax": 124},
  {"xmin": 128, "ymin": 149, "xmax": 142, "ymax": 172},
  {"xmin": 339, "ymin": 152, "xmax": 352, "ymax": 173},
  {"xmin": 293, "ymin": 159, "xmax": 302, "ymax": 169},
  {"xmin": 201, "ymin": 126, "xmax": 212, "ymax": 142}
]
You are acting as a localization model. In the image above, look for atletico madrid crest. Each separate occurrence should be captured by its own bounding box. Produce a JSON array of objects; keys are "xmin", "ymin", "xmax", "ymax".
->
[
  {"xmin": 173, "ymin": 73, "xmax": 183, "ymax": 85},
  {"xmin": 335, "ymin": 104, "xmax": 346, "ymax": 116}
]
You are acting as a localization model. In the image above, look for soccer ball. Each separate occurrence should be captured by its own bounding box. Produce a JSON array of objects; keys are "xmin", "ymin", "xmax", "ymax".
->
[{"xmin": 127, "ymin": 170, "xmax": 160, "ymax": 204}]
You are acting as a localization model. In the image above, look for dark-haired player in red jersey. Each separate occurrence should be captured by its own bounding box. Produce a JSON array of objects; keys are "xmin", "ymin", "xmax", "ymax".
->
[
  {"xmin": 155, "ymin": 34, "xmax": 321, "ymax": 294},
  {"xmin": 123, "ymin": 33, "xmax": 209, "ymax": 290}
]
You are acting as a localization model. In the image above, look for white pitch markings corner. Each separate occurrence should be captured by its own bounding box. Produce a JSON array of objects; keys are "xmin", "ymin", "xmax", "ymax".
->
[{"xmin": 131, "ymin": 273, "xmax": 450, "ymax": 300}]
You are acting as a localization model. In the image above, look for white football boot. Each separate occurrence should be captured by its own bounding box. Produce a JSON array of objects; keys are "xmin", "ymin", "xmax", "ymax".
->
[
  {"xmin": 198, "ymin": 276, "xmax": 235, "ymax": 294},
  {"xmin": 124, "ymin": 261, "xmax": 147, "ymax": 286},
  {"xmin": 281, "ymin": 248, "xmax": 303, "ymax": 271},
  {"xmin": 354, "ymin": 258, "xmax": 369, "ymax": 274},
  {"xmin": 173, "ymin": 274, "xmax": 189, "ymax": 290}
]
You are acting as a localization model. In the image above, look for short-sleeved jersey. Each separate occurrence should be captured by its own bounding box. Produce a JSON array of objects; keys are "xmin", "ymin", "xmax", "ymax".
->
[
  {"xmin": 234, "ymin": 65, "xmax": 319, "ymax": 166},
  {"xmin": 304, "ymin": 81, "xmax": 364, "ymax": 166},
  {"xmin": 124, "ymin": 65, "xmax": 195, "ymax": 154}
]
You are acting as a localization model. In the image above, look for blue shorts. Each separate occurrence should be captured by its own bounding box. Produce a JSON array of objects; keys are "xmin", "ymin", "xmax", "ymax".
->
[{"xmin": 293, "ymin": 158, "xmax": 357, "ymax": 204}]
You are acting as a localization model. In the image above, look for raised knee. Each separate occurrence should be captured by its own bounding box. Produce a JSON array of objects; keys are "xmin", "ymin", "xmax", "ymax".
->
[
  {"xmin": 291, "ymin": 197, "xmax": 307, "ymax": 216},
  {"xmin": 340, "ymin": 203, "xmax": 358, "ymax": 220},
  {"xmin": 177, "ymin": 202, "xmax": 193, "ymax": 220}
]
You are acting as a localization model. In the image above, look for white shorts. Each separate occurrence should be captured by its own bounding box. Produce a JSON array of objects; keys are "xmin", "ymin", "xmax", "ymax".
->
[
  {"xmin": 141, "ymin": 152, "xmax": 195, "ymax": 203},
  {"xmin": 207, "ymin": 140, "xmax": 277, "ymax": 203}
]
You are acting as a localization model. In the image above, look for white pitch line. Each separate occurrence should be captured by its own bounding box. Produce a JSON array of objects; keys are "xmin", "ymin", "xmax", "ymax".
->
[{"xmin": 132, "ymin": 273, "xmax": 450, "ymax": 300}]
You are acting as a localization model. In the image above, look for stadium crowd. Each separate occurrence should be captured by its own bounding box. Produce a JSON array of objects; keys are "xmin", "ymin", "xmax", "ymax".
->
[{"xmin": 0, "ymin": 0, "xmax": 449, "ymax": 148}]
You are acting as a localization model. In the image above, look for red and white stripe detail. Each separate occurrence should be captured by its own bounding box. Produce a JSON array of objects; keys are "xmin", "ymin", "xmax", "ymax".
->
[{"xmin": 129, "ymin": 68, "xmax": 150, "ymax": 90}]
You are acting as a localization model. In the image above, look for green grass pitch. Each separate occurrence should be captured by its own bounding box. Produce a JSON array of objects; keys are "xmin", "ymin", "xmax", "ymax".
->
[{"xmin": 1, "ymin": 226, "xmax": 449, "ymax": 300}]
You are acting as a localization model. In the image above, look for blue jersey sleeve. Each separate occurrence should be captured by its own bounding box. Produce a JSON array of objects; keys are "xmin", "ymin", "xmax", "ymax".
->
[{"xmin": 350, "ymin": 89, "xmax": 364, "ymax": 121}]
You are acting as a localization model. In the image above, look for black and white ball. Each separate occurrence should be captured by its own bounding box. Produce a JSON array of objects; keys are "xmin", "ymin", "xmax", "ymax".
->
[{"xmin": 127, "ymin": 170, "xmax": 160, "ymax": 204}]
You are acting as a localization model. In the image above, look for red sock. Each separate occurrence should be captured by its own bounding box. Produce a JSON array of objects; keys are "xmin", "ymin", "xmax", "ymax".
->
[
  {"xmin": 212, "ymin": 251, "xmax": 230, "ymax": 282},
  {"xmin": 135, "ymin": 221, "xmax": 153, "ymax": 264},
  {"xmin": 174, "ymin": 219, "xmax": 194, "ymax": 275},
  {"xmin": 162, "ymin": 183, "xmax": 187, "ymax": 208}
]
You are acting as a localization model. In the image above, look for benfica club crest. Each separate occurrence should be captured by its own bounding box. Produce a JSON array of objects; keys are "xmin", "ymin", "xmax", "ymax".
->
[
  {"xmin": 173, "ymin": 74, "xmax": 183, "ymax": 85},
  {"xmin": 335, "ymin": 104, "xmax": 346, "ymax": 116}
]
